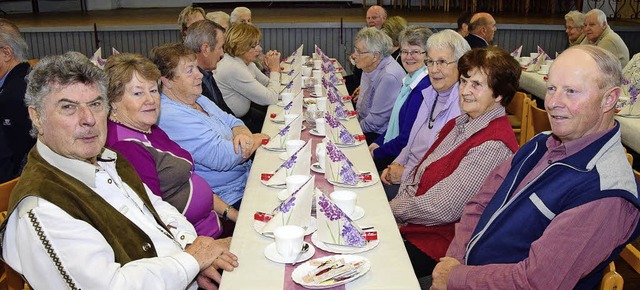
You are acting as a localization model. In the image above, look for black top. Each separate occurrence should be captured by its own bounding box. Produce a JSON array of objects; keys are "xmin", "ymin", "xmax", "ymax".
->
[
  {"xmin": 464, "ymin": 34, "xmax": 489, "ymax": 49},
  {"xmin": 198, "ymin": 66, "xmax": 234, "ymax": 115},
  {"xmin": 0, "ymin": 62, "xmax": 34, "ymax": 183}
]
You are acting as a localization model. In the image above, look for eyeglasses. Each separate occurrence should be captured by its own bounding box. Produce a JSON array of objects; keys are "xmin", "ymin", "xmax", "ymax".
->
[
  {"xmin": 353, "ymin": 48, "xmax": 373, "ymax": 56},
  {"xmin": 400, "ymin": 50, "xmax": 426, "ymax": 57},
  {"xmin": 425, "ymin": 59, "xmax": 457, "ymax": 68}
]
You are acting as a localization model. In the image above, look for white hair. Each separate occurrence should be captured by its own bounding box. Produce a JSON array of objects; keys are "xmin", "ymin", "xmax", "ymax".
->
[
  {"xmin": 230, "ymin": 7, "xmax": 251, "ymax": 24},
  {"xmin": 586, "ymin": 9, "xmax": 608, "ymax": 26}
]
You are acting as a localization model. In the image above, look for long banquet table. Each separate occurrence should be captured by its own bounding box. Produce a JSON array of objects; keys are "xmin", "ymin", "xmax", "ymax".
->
[
  {"xmin": 219, "ymin": 64, "xmax": 420, "ymax": 290},
  {"xmin": 519, "ymin": 70, "xmax": 640, "ymax": 154}
]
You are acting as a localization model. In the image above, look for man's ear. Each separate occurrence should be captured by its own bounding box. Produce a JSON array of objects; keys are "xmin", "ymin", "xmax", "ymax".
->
[
  {"xmin": 28, "ymin": 106, "xmax": 42, "ymax": 136},
  {"xmin": 602, "ymin": 86, "xmax": 621, "ymax": 112},
  {"xmin": 200, "ymin": 43, "xmax": 210, "ymax": 55},
  {"xmin": 160, "ymin": 76, "xmax": 171, "ymax": 89}
]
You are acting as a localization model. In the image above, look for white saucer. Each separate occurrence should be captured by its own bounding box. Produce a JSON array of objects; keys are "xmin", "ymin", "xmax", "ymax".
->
[
  {"xmin": 310, "ymin": 93, "xmax": 323, "ymax": 98},
  {"xmin": 327, "ymin": 172, "xmax": 380, "ymax": 188},
  {"xmin": 537, "ymin": 71, "xmax": 548, "ymax": 75},
  {"xmin": 269, "ymin": 115, "xmax": 285, "ymax": 124},
  {"xmin": 309, "ymin": 128, "xmax": 326, "ymax": 137},
  {"xmin": 335, "ymin": 139, "xmax": 365, "ymax": 148},
  {"xmin": 254, "ymin": 217, "xmax": 318, "ymax": 238},
  {"xmin": 260, "ymin": 176, "xmax": 286, "ymax": 188},
  {"xmin": 279, "ymin": 152, "xmax": 289, "ymax": 161},
  {"xmin": 291, "ymin": 255, "xmax": 370, "ymax": 289},
  {"xmin": 261, "ymin": 145, "xmax": 286, "ymax": 152},
  {"xmin": 278, "ymin": 124, "xmax": 307, "ymax": 131},
  {"xmin": 348, "ymin": 206, "xmax": 365, "ymax": 221},
  {"xmin": 264, "ymin": 242, "xmax": 315, "ymax": 264},
  {"xmin": 277, "ymin": 101, "xmax": 286, "ymax": 107},
  {"xmin": 310, "ymin": 232, "xmax": 379, "ymax": 254},
  {"xmin": 310, "ymin": 162, "xmax": 325, "ymax": 174}
]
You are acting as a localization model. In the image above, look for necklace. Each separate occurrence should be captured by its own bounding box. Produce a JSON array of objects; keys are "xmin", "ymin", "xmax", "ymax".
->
[
  {"xmin": 428, "ymin": 93, "xmax": 440, "ymax": 129},
  {"xmin": 109, "ymin": 117, "xmax": 152, "ymax": 134}
]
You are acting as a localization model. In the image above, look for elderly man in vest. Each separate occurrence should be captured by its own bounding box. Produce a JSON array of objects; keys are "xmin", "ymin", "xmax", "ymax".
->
[
  {"xmin": 464, "ymin": 12, "xmax": 496, "ymax": 49},
  {"xmin": 581, "ymin": 8, "xmax": 630, "ymax": 67},
  {"xmin": 431, "ymin": 45, "xmax": 640, "ymax": 289},
  {"xmin": 0, "ymin": 52, "xmax": 238, "ymax": 289}
]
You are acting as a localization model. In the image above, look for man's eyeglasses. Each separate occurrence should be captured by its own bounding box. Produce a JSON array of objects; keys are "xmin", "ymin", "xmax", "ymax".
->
[
  {"xmin": 425, "ymin": 59, "xmax": 457, "ymax": 68},
  {"xmin": 400, "ymin": 50, "xmax": 426, "ymax": 57}
]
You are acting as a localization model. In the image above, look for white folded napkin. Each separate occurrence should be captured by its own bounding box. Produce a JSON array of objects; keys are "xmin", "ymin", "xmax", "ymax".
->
[
  {"xmin": 315, "ymin": 191, "xmax": 367, "ymax": 247},
  {"xmin": 510, "ymin": 45, "xmax": 522, "ymax": 58},
  {"xmin": 323, "ymin": 140, "xmax": 360, "ymax": 186},
  {"xmin": 260, "ymin": 175, "xmax": 315, "ymax": 235},
  {"xmin": 264, "ymin": 114, "xmax": 302, "ymax": 150},
  {"xmin": 284, "ymin": 91, "xmax": 304, "ymax": 115},
  {"xmin": 527, "ymin": 53, "xmax": 546, "ymax": 72},
  {"xmin": 537, "ymin": 46, "xmax": 553, "ymax": 63},
  {"xmin": 264, "ymin": 141, "xmax": 312, "ymax": 187},
  {"xmin": 324, "ymin": 113, "xmax": 356, "ymax": 145},
  {"xmin": 618, "ymin": 66, "xmax": 640, "ymax": 116},
  {"xmin": 89, "ymin": 47, "xmax": 106, "ymax": 69}
]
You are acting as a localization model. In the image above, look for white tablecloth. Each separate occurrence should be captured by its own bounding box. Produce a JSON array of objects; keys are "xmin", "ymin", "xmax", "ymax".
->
[
  {"xmin": 219, "ymin": 72, "xmax": 420, "ymax": 290},
  {"xmin": 519, "ymin": 71, "xmax": 640, "ymax": 153}
]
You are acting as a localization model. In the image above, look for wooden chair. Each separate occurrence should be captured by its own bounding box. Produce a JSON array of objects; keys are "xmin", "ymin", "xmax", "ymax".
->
[
  {"xmin": 506, "ymin": 92, "xmax": 530, "ymax": 146},
  {"xmin": 26, "ymin": 59, "xmax": 39, "ymax": 68},
  {"xmin": 0, "ymin": 177, "xmax": 28, "ymax": 290},
  {"xmin": 523, "ymin": 99, "xmax": 552, "ymax": 142},
  {"xmin": 600, "ymin": 261, "xmax": 624, "ymax": 290}
]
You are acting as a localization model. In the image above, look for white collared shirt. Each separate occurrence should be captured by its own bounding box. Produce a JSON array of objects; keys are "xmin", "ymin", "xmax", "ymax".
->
[{"xmin": 2, "ymin": 140, "xmax": 200, "ymax": 289}]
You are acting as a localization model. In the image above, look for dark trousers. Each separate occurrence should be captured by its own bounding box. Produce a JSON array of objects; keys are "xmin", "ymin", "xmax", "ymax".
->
[{"xmin": 404, "ymin": 240, "xmax": 439, "ymax": 278}]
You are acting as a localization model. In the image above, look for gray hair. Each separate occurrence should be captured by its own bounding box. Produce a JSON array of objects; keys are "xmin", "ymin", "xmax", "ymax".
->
[
  {"xmin": 399, "ymin": 25, "xmax": 433, "ymax": 50},
  {"xmin": 354, "ymin": 27, "xmax": 393, "ymax": 58},
  {"xmin": 564, "ymin": 10, "xmax": 585, "ymax": 27},
  {"xmin": 184, "ymin": 20, "xmax": 225, "ymax": 53},
  {"xmin": 586, "ymin": 9, "xmax": 607, "ymax": 26},
  {"xmin": 26, "ymin": 52, "xmax": 108, "ymax": 136},
  {"xmin": 0, "ymin": 31, "xmax": 28, "ymax": 61},
  {"xmin": 230, "ymin": 7, "xmax": 251, "ymax": 24},
  {"xmin": 566, "ymin": 45, "xmax": 621, "ymax": 90},
  {"xmin": 426, "ymin": 29, "xmax": 471, "ymax": 61},
  {"xmin": 206, "ymin": 11, "xmax": 230, "ymax": 27}
]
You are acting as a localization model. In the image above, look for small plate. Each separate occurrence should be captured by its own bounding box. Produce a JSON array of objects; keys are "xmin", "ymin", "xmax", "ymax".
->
[
  {"xmin": 264, "ymin": 242, "xmax": 315, "ymax": 264},
  {"xmin": 278, "ymin": 124, "xmax": 307, "ymax": 131},
  {"xmin": 277, "ymin": 189, "xmax": 291, "ymax": 201},
  {"xmin": 311, "ymin": 232, "xmax": 379, "ymax": 254},
  {"xmin": 279, "ymin": 152, "xmax": 289, "ymax": 161},
  {"xmin": 327, "ymin": 173, "xmax": 379, "ymax": 188},
  {"xmin": 309, "ymin": 129, "xmax": 326, "ymax": 137},
  {"xmin": 260, "ymin": 175, "xmax": 286, "ymax": 188},
  {"xmin": 254, "ymin": 217, "xmax": 318, "ymax": 238},
  {"xmin": 291, "ymin": 255, "xmax": 371, "ymax": 289},
  {"xmin": 262, "ymin": 145, "xmax": 286, "ymax": 152},
  {"xmin": 277, "ymin": 101, "xmax": 286, "ymax": 107},
  {"xmin": 310, "ymin": 92, "xmax": 323, "ymax": 98},
  {"xmin": 270, "ymin": 114, "xmax": 285, "ymax": 124},
  {"xmin": 334, "ymin": 140, "xmax": 365, "ymax": 148},
  {"xmin": 537, "ymin": 71, "xmax": 548, "ymax": 75},
  {"xmin": 349, "ymin": 206, "xmax": 364, "ymax": 221},
  {"xmin": 616, "ymin": 113, "xmax": 640, "ymax": 118},
  {"xmin": 310, "ymin": 162, "xmax": 325, "ymax": 174}
]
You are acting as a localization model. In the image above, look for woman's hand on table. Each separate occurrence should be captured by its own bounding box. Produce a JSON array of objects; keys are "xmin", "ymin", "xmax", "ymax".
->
[
  {"xmin": 368, "ymin": 143, "xmax": 380, "ymax": 157},
  {"xmin": 233, "ymin": 133, "xmax": 254, "ymax": 159},
  {"xmin": 381, "ymin": 162, "xmax": 404, "ymax": 185}
]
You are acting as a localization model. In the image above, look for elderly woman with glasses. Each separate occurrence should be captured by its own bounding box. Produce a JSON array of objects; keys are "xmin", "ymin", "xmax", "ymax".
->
[
  {"xmin": 369, "ymin": 26, "xmax": 433, "ymax": 171},
  {"xmin": 105, "ymin": 53, "xmax": 238, "ymax": 238},
  {"xmin": 152, "ymin": 42, "xmax": 268, "ymax": 211},
  {"xmin": 390, "ymin": 46, "xmax": 520, "ymax": 279},
  {"xmin": 565, "ymin": 10, "xmax": 586, "ymax": 47},
  {"xmin": 352, "ymin": 27, "xmax": 406, "ymax": 144},
  {"xmin": 214, "ymin": 23, "xmax": 281, "ymax": 133},
  {"xmin": 381, "ymin": 29, "xmax": 470, "ymax": 200}
]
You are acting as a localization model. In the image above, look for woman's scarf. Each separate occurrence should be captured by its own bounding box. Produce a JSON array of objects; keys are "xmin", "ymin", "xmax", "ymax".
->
[{"xmin": 383, "ymin": 66, "xmax": 427, "ymax": 143}]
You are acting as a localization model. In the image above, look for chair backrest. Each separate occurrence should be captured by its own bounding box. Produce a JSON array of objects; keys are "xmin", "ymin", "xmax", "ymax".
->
[
  {"xmin": 506, "ymin": 91, "xmax": 527, "ymax": 121},
  {"xmin": 599, "ymin": 261, "xmax": 624, "ymax": 290},
  {"xmin": 524, "ymin": 99, "xmax": 552, "ymax": 142},
  {"xmin": 0, "ymin": 178, "xmax": 27, "ymax": 290},
  {"xmin": 516, "ymin": 93, "xmax": 532, "ymax": 146}
]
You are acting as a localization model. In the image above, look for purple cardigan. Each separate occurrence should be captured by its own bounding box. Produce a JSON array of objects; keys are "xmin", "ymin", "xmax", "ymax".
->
[
  {"xmin": 373, "ymin": 73, "xmax": 432, "ymax": 159},
  {"xmin": 106, "ymin": 120, "xmax": 222, "ymax": 238}
]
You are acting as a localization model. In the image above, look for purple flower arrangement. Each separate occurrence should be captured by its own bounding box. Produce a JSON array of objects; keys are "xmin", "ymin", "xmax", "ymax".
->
[
  {"xmin": 318, "ymin": 193, "xmax": 366, "ymax": 246},
  {"xmin": 326, "ymin": 141, "xmax": 344, "ymax": 163},
  {"xmin": 338, "ymin": 128, "xmax": 356, "ymax": 145},
  {"xmin": 318, "ymin": 194, "xmax": 342, "ymax": 221},
  {"xmin": 278, "ymin": 196, "xmax": 296, "ymax": 225},
  {"xmin": 278, "ymin": 125, "xmax": 290, "ymax": 147},
  {"xmin": 339, "ymin": 163, "xmax": 359, "ymax": 185}
]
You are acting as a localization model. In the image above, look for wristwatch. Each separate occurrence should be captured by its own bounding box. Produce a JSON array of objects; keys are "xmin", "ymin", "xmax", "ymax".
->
[{"xmin": 222, "ymin": 205, "xmax": 233, "ymax": 221}]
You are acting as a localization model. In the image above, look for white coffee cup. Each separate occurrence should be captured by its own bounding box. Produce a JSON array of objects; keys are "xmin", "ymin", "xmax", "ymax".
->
[
  {"xmin": 312, "ymin": 69, "xmax": 322, "ymax": 79},
  {"xmin": 312, "ymin": 52, "xmax": 319, "ymax": 60},
  {"xmin": 539, "ymin": 64, "xmax": 550, "ymax": 75},
  {"xmin": 285, "ymin": 139, "xmax": 305, "ymax": 157},
  {"xmin": 316, "ymin": 97, "xmax": 327, "ymax": 111},
  {"xmin": 286, "ymin": 174, "xmax": 309, "ymax": 195},
  {"xmin": 530, "ymin": 52, "xmax": 539, "ymax": 59},
  {"xmin": 301, "ymin": 76, "xmax": 310, "ymax": 88},
  {"xmin": 302, "ymin": 66, "xmax": 312, "ymax": 77},
  {"xmin": 330, "ymin": 190, "xmax": 357, "ymax": 215},
  {"xmin": 313, "ymin": 59, "xmax": 322, "ymax": 70},
  {"xmin": 315, "ymin": 143, "xmax": 326, "ymax": 170},
  {"xmin": 281, "ymin": 92, "xmax": 294, "ymax": 105},
  {"xmin": 519, "ymin": 56, "xmax": 531, "ymax": 66},
  {"xmin": 284, "ymin": 114, "xmax": 299, "ymax": 126},
  {"xmin": 273, "ymin": 225, "xmax": 305, "ymax": 260},
  {"xmin": 546, "ymin": 60, "xmax": 554, "ymax": 66},
  {"xmin": 314, "ymin": 84, "xmax": 323, "ymax": 97},
  {"xmin": 315, "ymin": 118, "xmax": 326, "ymax": 136}
]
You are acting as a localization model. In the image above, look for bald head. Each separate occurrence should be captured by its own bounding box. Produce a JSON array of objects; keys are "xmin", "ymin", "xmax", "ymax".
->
[
  {"xmin": 366, "ymin": 5, "xmax": 387, "ymax": 29},
  {"xmin": 468, "ymin": 12, "xmax": 496, "ymax": 42}
]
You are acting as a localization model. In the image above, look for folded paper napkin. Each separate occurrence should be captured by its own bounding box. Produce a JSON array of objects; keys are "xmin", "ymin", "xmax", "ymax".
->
[
  {"xmin": 537, "ymin": 46, "xmax": 553, "ymax": 62},
  {"xmin": 510, "ymin": 45, "xmax": 522, "ymax": 58},
  {"xmin": 262, "ymin": 141, "xmax": 312, "ymax": 187},
  {"xmin": 618, "ymin": 56, "xmax": 640, "ymax": 116},
  {"xmin": 285, "ymin": 44, "xmax": 304, "ymax": 64},
  {"xmin": 324, "ymin": 113, "xmax": 358, "ymax": 146},
  {"xmin": 284, "ymin": 91, "xmax": 304, "ymax": 115},
  {"xmin": 282, "ymin": 70, "xmax": 302, "ymax": 90},
  {"xmin": 315, "ymin": 191, "xmax": 367, "ymax": 247},
  {"xmin": 314, "ymin": 45, "xmax": 325, "ymax": 59},
  {"xmin": 527, "ymin": 53, "xmax": 546, "ymax": 72},
  {"xmin": 259, "ymin": 175, "xmax": 315, "ymax": 235},
  {"xmin": 264, "ymin": 114, "xmax": 302, "ymax": 149},
  {"xmin": 89, "ymin": 48, "xmax": 106, "ymax": 69},
  {"xmin": 323, "ymin": 140, "xmax": 361, "ymax": 186}
]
